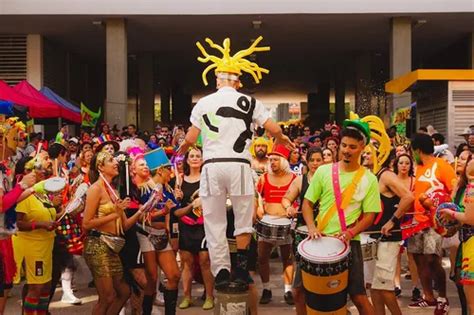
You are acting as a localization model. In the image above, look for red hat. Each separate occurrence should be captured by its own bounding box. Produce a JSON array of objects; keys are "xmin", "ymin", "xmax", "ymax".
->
[{"xmin": 268, "ymin": 144, "xmax": 290, "ymax": 159}]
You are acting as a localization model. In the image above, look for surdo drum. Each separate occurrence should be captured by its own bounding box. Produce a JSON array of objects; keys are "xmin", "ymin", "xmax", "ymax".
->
[
  {"xmin": 298, "ymin": 237, "xmax": 350, "ymax": 315},
  {"xmin": 256, "ymin": 215, "xmax": 291, "ymax": 241}
]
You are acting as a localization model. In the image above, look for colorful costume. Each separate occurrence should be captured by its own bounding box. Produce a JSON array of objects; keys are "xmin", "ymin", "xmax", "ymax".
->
[
  {"xmin": 13, "ymin": 194, "xmax": 56, "ymax": 284},
  {"xmin": 460, "ymin": 183, "xmax": 474, "ymax": 284},
  {"xmin": 193, "ymin": 36, "xmax": 271, "ymax": 282}
]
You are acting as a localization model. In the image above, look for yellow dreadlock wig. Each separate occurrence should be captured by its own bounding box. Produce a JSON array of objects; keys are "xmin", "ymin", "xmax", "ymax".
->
[
  {"xmin": 347, "ymin": 112, "xmax": 391, "ymax": 173},
  {"xmin": 196, "ymin": 36, "xmax": 270, "ymax": 86}
]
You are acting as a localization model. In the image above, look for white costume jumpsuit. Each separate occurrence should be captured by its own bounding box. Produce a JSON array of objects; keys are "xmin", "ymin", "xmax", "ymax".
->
[{"xmin": 190, "ymin": 86, "xmax": 270, "ymax": 276}]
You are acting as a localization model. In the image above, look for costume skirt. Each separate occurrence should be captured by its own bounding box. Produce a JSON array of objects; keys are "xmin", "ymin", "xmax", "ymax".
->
[{"xmin": 83, "ymin": 235, "xmax": 123, "ymax": 279}]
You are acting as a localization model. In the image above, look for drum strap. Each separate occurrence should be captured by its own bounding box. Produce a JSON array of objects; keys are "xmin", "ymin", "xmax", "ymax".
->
[{"xmin": 318, "ymin": 163, "xmax": 365, "ymax": 232}]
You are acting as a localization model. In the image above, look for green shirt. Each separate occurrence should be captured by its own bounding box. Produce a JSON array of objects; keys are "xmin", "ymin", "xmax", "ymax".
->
[{"xmin": 304, "ymin": 163, "xmax": 381, "ymax": 238}]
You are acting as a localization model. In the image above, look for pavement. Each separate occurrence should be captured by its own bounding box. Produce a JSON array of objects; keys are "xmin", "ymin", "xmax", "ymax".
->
[{"xmin": 5, "ymin": 254, "xmax": 462, "ymax": 314}]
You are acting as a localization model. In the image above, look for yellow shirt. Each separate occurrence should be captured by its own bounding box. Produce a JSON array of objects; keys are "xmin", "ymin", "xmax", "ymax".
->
[{"xmin": 15, "ymin": 194, "xmax": 56, "ymax": 241}]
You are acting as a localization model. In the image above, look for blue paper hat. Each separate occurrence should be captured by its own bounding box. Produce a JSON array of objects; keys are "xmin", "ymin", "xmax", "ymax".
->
[{"xmin": 144, "ymin": 147, "xmax": 171, "ymax": 171}]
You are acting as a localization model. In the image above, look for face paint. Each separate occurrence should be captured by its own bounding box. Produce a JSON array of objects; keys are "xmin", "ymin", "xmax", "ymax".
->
[{"xmin": 413, "ymin": 150, "xmax": 422, "ymax": 165}]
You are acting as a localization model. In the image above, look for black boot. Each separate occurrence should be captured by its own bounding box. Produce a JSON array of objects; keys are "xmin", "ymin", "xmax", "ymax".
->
[
  {"xmin": 215, "ymin": 269, "xmax": 231, "ymax": 291},
  {"xmin": 233, "ymin": 249, "xmax": 249, "ymax": 292},
  {"xmin": 164, "ymin": 288, "xmax": 178, "ymax": 315},
  {"xmin": 142, "ymin": 294, "xmax": 154, "ymax": 315}
]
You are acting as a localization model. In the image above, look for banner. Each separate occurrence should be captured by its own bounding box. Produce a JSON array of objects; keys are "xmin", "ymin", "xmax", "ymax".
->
[
  {"xmin": 391, "ymin": 107, "xmax": 411, "ymax": 136},
  {"xmin": 81, "ymin": 103, "xmax": 101, "ymax": 127}
]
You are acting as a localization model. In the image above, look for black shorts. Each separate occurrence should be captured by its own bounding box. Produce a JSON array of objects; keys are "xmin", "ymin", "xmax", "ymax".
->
[
  {"xmin": 53, "ymin": 237, "xmax": 75, "ymax": 271},
  {"xmin": 179, "ymin": 225, "xmax": 207, "ymax": 255},
  {"xmin": 169, "ymin": 213, "xmax": 179, "ymax": 239},
  {"xmin": 120, "ymin": 228, "xmax": 144, "ymax": 269},
  {"xmin": 348, "ymin": 240, "xmax": 366, "ymax": 296}
]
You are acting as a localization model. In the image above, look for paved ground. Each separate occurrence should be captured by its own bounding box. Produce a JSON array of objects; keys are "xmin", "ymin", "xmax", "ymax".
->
[{"xmin": 5, "ymin": 255, "xmax": 462, "ymax": 314}]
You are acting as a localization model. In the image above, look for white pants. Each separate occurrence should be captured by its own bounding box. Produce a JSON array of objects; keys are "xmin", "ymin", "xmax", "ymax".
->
[{"xmin": 200, "ymin": 162, "xmax": 255, "ymax": 276}]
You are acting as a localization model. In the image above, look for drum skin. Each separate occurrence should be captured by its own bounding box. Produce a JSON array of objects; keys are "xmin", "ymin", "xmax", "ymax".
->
[{"xmin": 298, "ymin": 237, "xmax": 349, "ymax": 314}]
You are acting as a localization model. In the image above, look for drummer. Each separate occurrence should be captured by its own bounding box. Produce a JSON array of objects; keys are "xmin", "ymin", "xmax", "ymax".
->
[
  {"xmin": 12, "ymin": 152, "xmax": 63, "ymax": 314},
  {"xmin": 302, "ymin": 115, "xmax": 382, "ymax": 315},
  {"xmin": 281, "ymin": 146, "xmax": 324, "ymax": 315},
  {"xmin": 256, "ymin": 144, "xmax": 296, "ymax": 305},
  {"xmin": 367, "ymin": 150, "xmax": 414, "ymax": 315},
  {"xmin": 250, "ymin": 137, "xmax": 272, "ymax": 178}
]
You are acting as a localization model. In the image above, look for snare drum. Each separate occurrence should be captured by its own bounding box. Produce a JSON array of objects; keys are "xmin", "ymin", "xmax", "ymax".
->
[
  {"xmin": 298, "ymin": 237, "xmax": 350, "ymax": 314},
  {"xmin": 44, "ymin": 177, "xmax": 67, "ymax": 193},
  {"xmin": 256, "ymin": 215, "xmax": 291, "ymax": 241},
  {"xmin": 360, "ymin": 234, "xmax": 378, "ymax": 261},
  {"xmin": 435, "ymin": 202, "xmax": 461, "ymax": 237}
]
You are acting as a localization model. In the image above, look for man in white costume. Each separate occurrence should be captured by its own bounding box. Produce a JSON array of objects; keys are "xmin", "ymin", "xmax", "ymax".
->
[{"xmin": 178, "ymin": 36, "xmax": 292, "ymax": 291}]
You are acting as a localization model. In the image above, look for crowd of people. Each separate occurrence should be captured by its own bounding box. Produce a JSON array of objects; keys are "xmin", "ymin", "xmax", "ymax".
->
[
  {"xmin": 0, "ymin": 115, "xmax": 472, "ymax": 315},
  {"xmin": 0, "ymin": 34, "xmax": 473, "ymax": 315}
]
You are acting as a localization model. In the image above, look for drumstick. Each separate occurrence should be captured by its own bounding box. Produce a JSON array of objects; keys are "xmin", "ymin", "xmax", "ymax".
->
[
  {"xmin": 362, "ymin": 229, "xmax": 402, "ymax": 234},
  {"xmin": 36, "ymin": 142, "xmax": 42, "ymax": 156},
  {"xmin": 125, "ymin": 160, "xmax": 130, "ymax": 196},
  {"xmin": 362, "ymin": 223, "xmax": 418, "ymax": 235},
  {"xmin": 56, "ymin": 209, "xmax": 68, "ymax": 222},
  {"xmin": 173, "ymin": 162, "xmax": 180, "ymax": 188},
  {"xmin": 54, "ymin": 159, "xmax": 58, "ymax": 177}
]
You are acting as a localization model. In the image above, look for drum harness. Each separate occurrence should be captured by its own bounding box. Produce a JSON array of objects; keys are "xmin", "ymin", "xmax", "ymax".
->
[{"xmin": 317, "ymin": 163, "xmax": 365, "ymax": 234}]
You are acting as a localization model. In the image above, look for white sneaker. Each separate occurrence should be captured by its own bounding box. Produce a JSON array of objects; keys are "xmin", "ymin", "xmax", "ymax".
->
[
  {"xmin": 154, "ymin": 291, "xmax": 165, "ymax": 306},
  {"xmin": 61, "ymin": 290, "xmax": 82, "ymax": 305}
]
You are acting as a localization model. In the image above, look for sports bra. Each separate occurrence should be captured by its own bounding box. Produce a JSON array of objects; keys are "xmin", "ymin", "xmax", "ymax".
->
[{"xmin": 259, "ymin": 173, "xmax": 296, "ymax": 203}]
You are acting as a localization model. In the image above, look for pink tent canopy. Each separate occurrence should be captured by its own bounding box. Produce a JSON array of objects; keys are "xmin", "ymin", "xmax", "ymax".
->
[
  {"xmin": 0, "ymin": 80, "xmax": 62, "ymax": 118},
  {"xmin": 13, "ymin": 81, "xmax": 81, "ymax": 123}
]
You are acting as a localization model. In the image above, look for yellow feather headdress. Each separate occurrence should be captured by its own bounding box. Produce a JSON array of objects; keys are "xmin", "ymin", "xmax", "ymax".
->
[
  {"xmin": 348, "ymin": 112, "xmax": 391, "ymax": 173},
  {"xmin": 196, "ymin": 36, "xmax": 270, "ymax": 86}
]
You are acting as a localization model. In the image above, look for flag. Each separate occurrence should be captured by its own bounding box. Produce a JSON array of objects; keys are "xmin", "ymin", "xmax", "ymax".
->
[
  {"xmin": 81, "ymin": 103, "xmax": 101, "ymax": 127},
  {"xmin": 26, "ymin": 119, "xmax": 34, "ymax": 133},
  {"xmin": 25, "ymin": 119, "xmax": 34, "ymax": 142}
]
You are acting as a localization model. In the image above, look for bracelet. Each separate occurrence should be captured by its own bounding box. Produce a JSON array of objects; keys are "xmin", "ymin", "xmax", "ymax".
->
[
  {"xmin": 450, "ymin": 210, "xmax": 457, "ymax": 220},
  {"xmin": 31, "ymin": 221, "xmax": 36, "ymax": 230},
  {"xmin": 390, "ymin": 215, "xmax": 400, "ymax": 225}
]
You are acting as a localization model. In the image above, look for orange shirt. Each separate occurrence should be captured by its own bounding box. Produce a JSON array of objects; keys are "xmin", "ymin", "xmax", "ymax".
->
[{"xmin": 414, "ymin": 157, "xmax": 456, "ymax": 223}]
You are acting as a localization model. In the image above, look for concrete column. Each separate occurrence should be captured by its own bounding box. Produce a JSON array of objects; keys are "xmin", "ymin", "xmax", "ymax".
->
[
  {"xmin": 306, "ymin": 92, "xmax": 318, "ymax": 129},
  {"xmin": 105, "ymin": 18, "xmax": 128, "ymax": 128},
  {"xmin": 355, "ymin": 53, "xmax": 371, "ymax": 116},
  {"xmin": 26, "ymin": 34, "xmax": 43, "ymax": 89},
  {"xmin": 138, "ymin": 53, "xmax": 155, "ymax": 131},
  {"xmin": 335, "ymin": 67, "xmax": 346, "ymax": 125},
  {"xmin": 390, "ymin": 17, "xmax": 412, "ymax": 111},
  {"xmin": 309, "ymin": 82, "xmax": 330, "ymax": 128}
]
